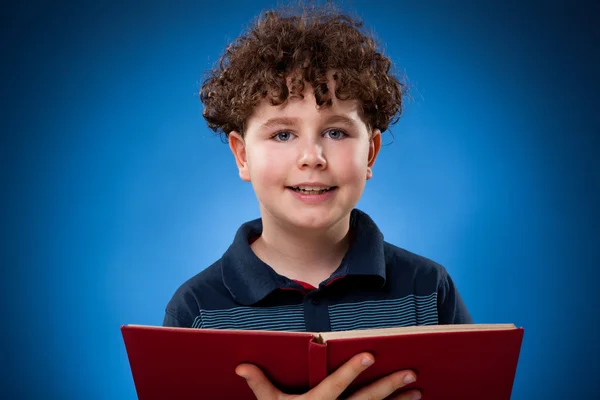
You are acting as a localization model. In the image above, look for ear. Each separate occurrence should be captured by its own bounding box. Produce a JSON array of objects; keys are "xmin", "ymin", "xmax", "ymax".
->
[
  {"xmin": 229, "ymin": 131, "xmax": 251, "ymax": 182},
  {"xmin": 366, "ymin": 129, "xmax": 382, "ymax": 180}
]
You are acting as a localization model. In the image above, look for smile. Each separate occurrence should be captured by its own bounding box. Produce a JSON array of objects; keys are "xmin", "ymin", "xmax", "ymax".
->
[{"xmin": 287, "ymin": 186, "xmax": 336, "ymax": 194}]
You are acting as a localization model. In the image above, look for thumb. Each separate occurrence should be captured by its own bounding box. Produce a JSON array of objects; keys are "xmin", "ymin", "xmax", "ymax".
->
[{"xmin": 236, "ymin": 363, "xmax": 283, "ymax": 400}]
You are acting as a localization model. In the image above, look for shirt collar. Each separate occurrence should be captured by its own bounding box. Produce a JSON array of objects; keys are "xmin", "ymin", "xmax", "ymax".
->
[{"xmin": 221, "ymin": 209, "xmax": 387, "ymax": 305}]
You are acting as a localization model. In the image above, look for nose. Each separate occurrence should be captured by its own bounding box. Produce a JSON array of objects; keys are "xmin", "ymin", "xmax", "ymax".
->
[{"xmin": 297, "ymin": 138, "xmax": 327, "ymax": 170}]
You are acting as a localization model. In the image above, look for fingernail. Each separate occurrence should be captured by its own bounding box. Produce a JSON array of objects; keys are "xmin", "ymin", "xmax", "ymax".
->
[
  {"xmin": 412, "ymin": 393, "xmax": 421, "ymax": 400},
  {"xmin": 235, "ymin": 371, "xmax": 248, "ymax": 380},
  {"xmin": 361, "ymin": 355, "xmax": 374, "ymax": 367},
  {"xmin": 403, "ymin": 374, "xmax": 415, "ymax": 384}
]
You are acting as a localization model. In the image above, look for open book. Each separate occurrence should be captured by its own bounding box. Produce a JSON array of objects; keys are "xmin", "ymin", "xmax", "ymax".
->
[{"xmin": 121, "ymin": 323, "xmax": 524, "ymax": 400}]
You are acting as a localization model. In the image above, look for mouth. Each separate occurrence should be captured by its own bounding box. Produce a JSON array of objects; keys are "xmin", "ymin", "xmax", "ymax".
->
[{"xmin": 286, "ymin": 185, "xmax": 337, "ymax": 195}]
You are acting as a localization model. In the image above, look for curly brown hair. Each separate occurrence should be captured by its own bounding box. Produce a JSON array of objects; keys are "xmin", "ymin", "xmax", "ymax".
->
[{"xmin": 200, "ymin": 2, "xmax": 405, "ymax": 139}]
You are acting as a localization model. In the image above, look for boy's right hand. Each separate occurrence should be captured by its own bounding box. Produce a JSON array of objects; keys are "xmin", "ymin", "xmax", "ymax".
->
[{"xmin": 235, "ymin": 352, "xmax": 421, "ymax": 400}]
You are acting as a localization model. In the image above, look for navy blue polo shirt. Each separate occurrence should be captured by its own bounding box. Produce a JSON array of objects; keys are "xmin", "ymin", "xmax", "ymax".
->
[{"xmin": 163, "ymin": 209, "xmax": 472, "ymax": 332}]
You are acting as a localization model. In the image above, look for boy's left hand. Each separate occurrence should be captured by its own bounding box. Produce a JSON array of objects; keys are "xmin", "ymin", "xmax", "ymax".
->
[{"xmin": 235, "ymin": 352, "xmax": 420, "ymax": 400}]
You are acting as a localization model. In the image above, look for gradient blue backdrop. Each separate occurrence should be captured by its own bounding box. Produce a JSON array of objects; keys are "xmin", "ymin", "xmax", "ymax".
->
[{"xmin": 3, "ymin": 0, "xmax": 599, "ymax": 398}]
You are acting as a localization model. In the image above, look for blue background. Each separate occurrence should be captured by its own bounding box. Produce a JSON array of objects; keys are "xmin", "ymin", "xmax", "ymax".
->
[{"xmin": 3, "ymin": 0, "xmax": 599, "ymax": 398}]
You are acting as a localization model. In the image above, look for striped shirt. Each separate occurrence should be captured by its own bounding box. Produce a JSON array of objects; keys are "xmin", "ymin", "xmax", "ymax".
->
[{"xmin": 163, "ymin": 209, "xmax": 472, "ymax": 332}]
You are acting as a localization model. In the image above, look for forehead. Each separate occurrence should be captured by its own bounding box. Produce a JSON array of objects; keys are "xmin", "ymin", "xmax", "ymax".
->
[{"xmin": 245, "ymin": 78, "xmax": 367, "ymax": 132}]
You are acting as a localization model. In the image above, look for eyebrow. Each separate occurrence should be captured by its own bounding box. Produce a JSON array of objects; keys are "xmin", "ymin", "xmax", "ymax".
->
[
  {"xmin": 260, "ymin": 117, "xmax": 301, "ymax": 130},
  {"xmin": 322, "ymin": 115, "xmax": 360, "ymax": 128},
  {"xmin": 260, "ymin": 115, "xmax": 360, "ymax": 130}
]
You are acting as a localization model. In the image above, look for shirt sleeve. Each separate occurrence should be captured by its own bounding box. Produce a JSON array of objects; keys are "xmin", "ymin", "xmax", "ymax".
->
[
  {"xmin": 162, "ymin": 309, "xmax": 191, "ymax": 328},
  {"xmin": 437, "ymin": 269, "xmax": 473, "ymax": 324},
  {"xmin": 161, "ymin": 288, "xmax": 199, "ymax": 328}
]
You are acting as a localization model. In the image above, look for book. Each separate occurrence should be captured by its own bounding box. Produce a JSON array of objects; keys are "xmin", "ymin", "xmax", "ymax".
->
[{"xmin": 121, "ymin": 323, "xmax": 524, "ymax": 400}]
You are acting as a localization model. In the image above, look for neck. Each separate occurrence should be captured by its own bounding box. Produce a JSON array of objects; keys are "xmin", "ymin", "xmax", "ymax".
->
[{"xmin": 251, "ymin": 210, "xmax": 352, "ymax": 286}]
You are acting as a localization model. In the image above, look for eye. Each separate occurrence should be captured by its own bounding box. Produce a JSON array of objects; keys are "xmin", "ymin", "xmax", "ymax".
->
[
  {"xmin": 273, "ymin": 131, "xmax": 294, "ymax": 142},
  {"xmin": 324, "ymin": 129, "xmax": 347, "ymax": 140}
]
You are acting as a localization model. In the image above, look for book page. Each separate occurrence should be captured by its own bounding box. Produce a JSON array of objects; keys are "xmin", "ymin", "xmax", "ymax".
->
[
  {"xmin": 318, "ymin": 323, "xmax": 517, "ymax": 343},
  {"xmin": 125, "ymin": 324, "xmax": 321, "ymax": 338}
]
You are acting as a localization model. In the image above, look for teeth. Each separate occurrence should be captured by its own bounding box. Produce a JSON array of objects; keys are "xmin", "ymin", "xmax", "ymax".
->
[
  {"xmin": 296, "ymin": 186, "xmax": 329, "ymax": 191},
  {"xmin": 294, "ymin": 186, "xmax": 329, "ymax": 192},
  {"xmin": 291, "ymin": 186, "xmax": 333, "ymax": 194}
]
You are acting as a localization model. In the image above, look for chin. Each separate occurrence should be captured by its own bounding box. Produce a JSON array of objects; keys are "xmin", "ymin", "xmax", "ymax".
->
[{"xmin": 283, "ymin": 207, "xmax": 350, "ymax": 231}]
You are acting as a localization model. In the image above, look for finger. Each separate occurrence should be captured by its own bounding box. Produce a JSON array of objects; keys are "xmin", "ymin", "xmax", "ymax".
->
[
  {"xmin": 309, "ymin": 352, "xmax": 375, "ymax": 400},
  {"xmin": 348, "ymin": 370, "xmax": 418, "ymax": 400},
  {"xmin": 389, "ymin": 389, "xmax": 422, "ymax": 400},
  {"xmin": 236, "ymin": 363, "xmax": 284, "ymax": 400}
]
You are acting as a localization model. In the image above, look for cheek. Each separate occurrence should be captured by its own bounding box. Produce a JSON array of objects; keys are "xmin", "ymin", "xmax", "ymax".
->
[
  {"xmin": 330, "ymin": 144, "xmax": 370, "ymax": 180},
  {"xmin": 247, "ymin": 145, "xmax": 290, "ymax": 184}
]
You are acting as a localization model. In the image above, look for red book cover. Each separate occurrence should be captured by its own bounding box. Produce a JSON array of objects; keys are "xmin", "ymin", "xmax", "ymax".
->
[
  {"xmin": 323, "ymin": 327, "xmax": 524, "ymax": 399},
  {"xmin": 121, "ymin": 326, "xmax": 314, "ymax": 399},
  {"xmin": 121, "ymin": 324, "xmax": 524, "ymax": 400}
]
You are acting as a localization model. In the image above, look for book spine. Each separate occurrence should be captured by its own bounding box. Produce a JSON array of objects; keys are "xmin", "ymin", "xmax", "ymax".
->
[{"xmin": 308, "ymin": 341, "xmax": 328, "ymax": 388}]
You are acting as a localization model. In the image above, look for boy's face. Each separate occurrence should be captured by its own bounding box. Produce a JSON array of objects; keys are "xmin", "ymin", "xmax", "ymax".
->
[{"xmin": 229, "ymin": 75, "xmax": 381, "ymax": 231}]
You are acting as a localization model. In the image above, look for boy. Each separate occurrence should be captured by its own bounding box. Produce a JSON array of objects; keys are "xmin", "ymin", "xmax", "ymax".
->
[{"xmin": 163, "ymin": 3, "xmax": 472, "ymax": 399}]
